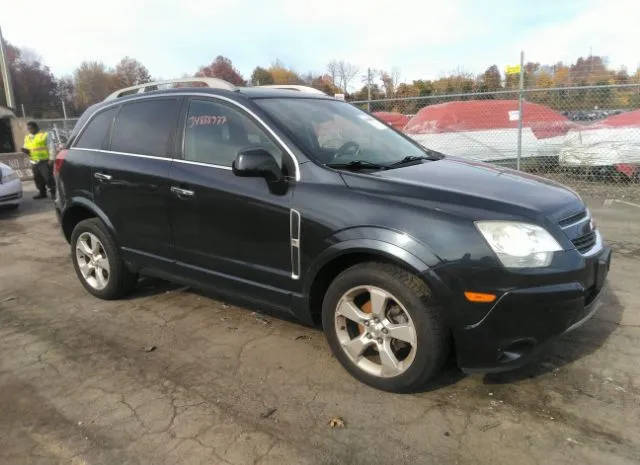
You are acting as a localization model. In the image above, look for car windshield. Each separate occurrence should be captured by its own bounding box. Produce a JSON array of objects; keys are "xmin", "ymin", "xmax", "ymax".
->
[{"xmin": 255, "ymin": 98, "xmax": 441, "ymax": 169}]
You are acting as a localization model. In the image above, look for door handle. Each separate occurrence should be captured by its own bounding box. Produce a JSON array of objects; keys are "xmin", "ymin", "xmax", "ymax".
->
[
  {"xmin": 94, "ymin": 172, "xmax": 112, "ymax": 182},
  {"xmin": 170, "ymin": 186, "xmax": 195, "ymax": 198}
]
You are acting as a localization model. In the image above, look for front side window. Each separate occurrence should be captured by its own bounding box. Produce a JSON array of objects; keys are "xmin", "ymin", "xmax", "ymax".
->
[
  {"xmin": 110, "ymin": 98, "xmax": 180, "ymax": 158},
  {"xmin": 256, "ymin": 98, "xmax": 440, "ymax": 168},
  {"xmin": 75, "ymin": 107, "xmax": 118, "ymax": 150},
  {"xmin": 184, "ymin": 99, "xmax": 285, "ymax": 169}
]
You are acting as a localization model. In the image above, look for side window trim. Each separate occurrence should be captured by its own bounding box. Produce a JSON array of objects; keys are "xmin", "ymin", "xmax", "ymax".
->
[
  {"xmin": 69, "ymin": 92, "xmax": 301, "ymax": 180},
  {"xmin": 181, "ymin": 95, "xmax": 298, "ymax": 180}
]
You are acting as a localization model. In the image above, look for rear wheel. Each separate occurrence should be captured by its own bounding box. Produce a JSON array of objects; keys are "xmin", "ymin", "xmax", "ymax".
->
[
  {"xmin": 322, "ymin": 262, "xmax": 448, "ymax": 393},
  {"xmin": 70, "ymin": 218, "xmax": 138, "ymax": 299}
]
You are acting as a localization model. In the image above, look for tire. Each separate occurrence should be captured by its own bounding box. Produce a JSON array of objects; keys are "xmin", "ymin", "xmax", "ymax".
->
[
  {"xmin": 322, "ymin": 262, "xmax": 449, "ymax": 393},
  {"xmin": 70, "ymin": 218, "xmax": 138, "ymax": 300}
]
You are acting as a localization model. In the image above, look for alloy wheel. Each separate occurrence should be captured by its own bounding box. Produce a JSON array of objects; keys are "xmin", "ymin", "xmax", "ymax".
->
[
  {"xmin": 75, "ymin": 232, "xmax": 110, "ymax": 290},
  {"xmin": 334, "ymin": 285, "xmax": 418, "ymax": 378}
]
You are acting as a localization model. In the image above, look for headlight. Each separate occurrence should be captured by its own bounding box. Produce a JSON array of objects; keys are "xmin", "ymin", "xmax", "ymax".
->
[
  {"xmin": 1, "ymin": 171, "xmax": 19, "ymax": 183},
  {"xmin": 475, "ymin": 221, "xmax": 562, "ymax": 268}
]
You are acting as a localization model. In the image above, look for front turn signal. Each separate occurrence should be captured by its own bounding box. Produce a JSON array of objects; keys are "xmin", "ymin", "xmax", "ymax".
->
[{"xmin": 464, "ymin": 292, "xmax": 497, "ymax": 303}]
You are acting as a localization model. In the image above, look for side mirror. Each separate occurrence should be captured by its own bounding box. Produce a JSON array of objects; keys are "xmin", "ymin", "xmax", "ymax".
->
[{"xmin": 232, "ymin": 148, "xmax": 284, "ymax": 185}]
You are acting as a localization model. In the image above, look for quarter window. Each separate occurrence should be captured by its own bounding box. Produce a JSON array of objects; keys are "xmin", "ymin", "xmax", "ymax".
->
[
  {"xmin": 75, "ymin": 107, "xmax": 118, "ymax": 150},
  {"xmin": 110, "ymin": 98, "xmax": 180, "ymax": 158},
  {"xmin": 184, "ymin": 99, "xmax": 284, "ymax": 168}
]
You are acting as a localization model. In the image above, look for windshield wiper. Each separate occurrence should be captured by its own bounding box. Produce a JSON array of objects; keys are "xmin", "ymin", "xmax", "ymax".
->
[
  {"xmin": 326, "ymin": 160, "xmax": 387, "ymax": 171},
  {"xmin": 386, "ymin": 155, "xmax": 439, "ymax": 168}
]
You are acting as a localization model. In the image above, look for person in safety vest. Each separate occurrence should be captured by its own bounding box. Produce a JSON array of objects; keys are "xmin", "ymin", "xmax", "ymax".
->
[{"xmin": 21, "ymin": 121, "xmax": 56, "ymax": 200}]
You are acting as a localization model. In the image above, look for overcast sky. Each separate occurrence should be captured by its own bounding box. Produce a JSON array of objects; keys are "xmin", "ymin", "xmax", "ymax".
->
[{"xmin": 2, "ymin": 0, "xmax": 638, "ymax": 86}]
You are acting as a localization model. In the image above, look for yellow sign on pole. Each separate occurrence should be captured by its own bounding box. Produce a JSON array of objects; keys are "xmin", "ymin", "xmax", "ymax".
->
[{"xmin": 505, "ymin": 65, "xmax": 521, "ymax": 75}]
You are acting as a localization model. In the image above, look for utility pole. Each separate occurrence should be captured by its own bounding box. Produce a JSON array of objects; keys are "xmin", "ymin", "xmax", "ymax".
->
[
  {"xmin": 61, "ymin": 98, "xmax": 68, "ymax": 132},
  {"xmin": 0, "ymin": 24, "xmax": 16, "ymax": 110}
]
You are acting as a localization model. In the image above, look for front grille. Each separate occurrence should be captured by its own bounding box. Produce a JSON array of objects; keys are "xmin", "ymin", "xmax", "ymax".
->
[
  {"xmin": 0, "ymin": 192, "xmax": 20, "ymax": 202},
  {"xmin": 572, "ymin": 230, "xmax": 597, "ymax": 253},
  {"xmin": 559, "ymin": 209, "xmax": 588, "ymax": 228}
]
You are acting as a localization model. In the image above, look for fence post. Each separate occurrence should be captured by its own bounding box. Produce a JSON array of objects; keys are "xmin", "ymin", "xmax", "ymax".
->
[
  {"xmin": 61, "ymin": 98, "xmax": 68, "ymax": 133},
  {"xmin": 516, "ymin": 51, "xmax": 524, "ymax": 171},
  {"xmin": 367, "ymin": 67, "xmax": 372, "ymax": 112}
]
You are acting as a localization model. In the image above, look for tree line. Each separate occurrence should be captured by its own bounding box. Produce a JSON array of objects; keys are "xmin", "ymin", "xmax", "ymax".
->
[{"xmin": 1, "ymin": 39, "xmax": 639, "ymax": 119}]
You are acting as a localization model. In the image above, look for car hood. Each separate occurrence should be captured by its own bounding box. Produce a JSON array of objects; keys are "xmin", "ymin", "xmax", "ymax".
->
[{"xmin": 342, "ymin": 157, "xmax": 584, "ymax": 222}]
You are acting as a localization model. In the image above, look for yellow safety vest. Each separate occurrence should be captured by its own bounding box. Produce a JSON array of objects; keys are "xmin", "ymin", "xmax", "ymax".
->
[{"xmin": 24, "ymin": 132, "xmax": 50, "ymax": 162}]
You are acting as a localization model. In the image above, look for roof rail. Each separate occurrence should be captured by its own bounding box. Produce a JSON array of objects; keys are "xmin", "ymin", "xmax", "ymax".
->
[
  {"xmin": 104, "ymin": 77, "xmax": 236, "ymax": 101},
  {"xmin": 256, "ymin": 85, "xmax": 326, "ymax": 95}
]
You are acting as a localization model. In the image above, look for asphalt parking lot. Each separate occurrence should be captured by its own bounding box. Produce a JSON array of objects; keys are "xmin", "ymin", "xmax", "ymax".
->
[{"xmin": 1, "ymin": 183, "xmax": 640, "ymax": 465}]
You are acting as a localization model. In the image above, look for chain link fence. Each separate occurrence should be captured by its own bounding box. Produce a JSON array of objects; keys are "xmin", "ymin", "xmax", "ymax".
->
[
  {"xmin": 352, "ymin": 84, "xmax": 640, "ymax": 201},
  {"xmin": 17, "ymin": 101, "xmax": 81, "ymax": 144},
  {"xmin": 11, "ymin": 84, "xmax": 640, "ymax": 201}
]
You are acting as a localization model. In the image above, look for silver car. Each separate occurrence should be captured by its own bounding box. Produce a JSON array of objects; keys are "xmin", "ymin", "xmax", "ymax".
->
[{"xmin": 0, "ymin": 162, "xmax": 22, "ymax": 210}]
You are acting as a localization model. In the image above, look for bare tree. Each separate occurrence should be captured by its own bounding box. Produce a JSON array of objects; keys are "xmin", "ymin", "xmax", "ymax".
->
[
  {"xmin": 337, "ymin": 61, "xmax": 359, "ymax": 92},
  {"xmin": 326, "ymin": 60, "xmax": 339, "ymax": 88},
  {"xmin": 379, "ymin": 67, "xmax": 401, "ymax": 97}
]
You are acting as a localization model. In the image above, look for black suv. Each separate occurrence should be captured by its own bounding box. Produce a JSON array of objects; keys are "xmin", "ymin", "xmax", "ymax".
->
[{"xmin": 54, "ymin": 79, "xmax": 611, "ymax": 392}]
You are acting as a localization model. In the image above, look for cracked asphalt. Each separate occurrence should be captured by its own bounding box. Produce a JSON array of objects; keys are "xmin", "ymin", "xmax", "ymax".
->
[{"xmin": 1, "ymin": 183, "xmax": 640, "ymax": 465}]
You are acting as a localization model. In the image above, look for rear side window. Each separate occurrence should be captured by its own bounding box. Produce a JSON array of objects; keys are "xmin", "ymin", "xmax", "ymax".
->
[
  {"xmin": 75, "ymin": 107, "xmax": 118, "ymax": 149},
  {"xmin": 110, "ymin": 98, "xmax": 180, "ymax": 158}
]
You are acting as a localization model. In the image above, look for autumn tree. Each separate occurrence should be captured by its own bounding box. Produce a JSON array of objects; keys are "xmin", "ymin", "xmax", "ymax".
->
[
  {"xmin": 73, "ymin": 61, "xmax": 118, "ymax": 110},
  {"xmin": 309, "ymin": 74, "xmax": 340, "ymax": 95},
  {"xmin": 196, "ymin": 56, "xmax": 245, "ymax": 86},
  {"xmin": 571, "ymin": 56, "xmax": 610, "ymax": 85},
  {"xmin": 479, "ymin": 65, "xmax": 502, "ymax": 93},
  {"xmin": 536, "ymin": 70, "xmax": 553, "ymax": 88},
  {"xmin": 268, "ymin": 60, "xmax": 304, "ymax": 85},
  {"xmin": 393, "ymin": 83, "xmax": 420, "ymax": 113},
  {"xmin": 432, "ymin": 71, "xmax": 475, "ymax": 95},
  {"xmin": 115, "ymin": 56, "xmax": 152, "ymax": 88},
  {"xmin": 250, "ymin": 66, "xmax": 274, "ymax": 86},
  {"xmin": 352, "ymin": 83, "xmax": 383, "ymax": 101},
  {"xmin": 0, "ymin": 41, "xmax": 58, "ymax": 116},
  {"xmin": 615, "ymin": 67, "xmax": 629, "ymax": 85},
  {"xmin": 412, "ymin": 80, "xmax": 435, "ymax": 97}
]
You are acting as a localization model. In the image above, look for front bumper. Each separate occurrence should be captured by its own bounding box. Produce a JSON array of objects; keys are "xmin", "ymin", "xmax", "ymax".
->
[{"xmin": 453, "ymin": 246, "xmax": 612, "ymax": 373}]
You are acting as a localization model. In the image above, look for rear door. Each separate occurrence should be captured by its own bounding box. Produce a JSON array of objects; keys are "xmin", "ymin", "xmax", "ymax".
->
[
  {"xmin": 93, "ymin": 97, "xmax": 182, "ymax": 270},
  {"xmin": 62, "ymin": 106, "xmax": 119, "ymax": 210}
]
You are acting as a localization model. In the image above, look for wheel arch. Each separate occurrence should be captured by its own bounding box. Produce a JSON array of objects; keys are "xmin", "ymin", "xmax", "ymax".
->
[
  {"xmin": 61, "ymin": 197, "xmax": 115, "ymax": 243},
  {"xmin": 303, "ymin": 238, "xmax": 449, "ymax": 326}
]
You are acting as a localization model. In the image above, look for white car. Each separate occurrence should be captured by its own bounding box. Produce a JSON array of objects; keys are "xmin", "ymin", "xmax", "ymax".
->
[{"xmin": 0, "ymin": 162, "xmax": 22, "ymax": 210}]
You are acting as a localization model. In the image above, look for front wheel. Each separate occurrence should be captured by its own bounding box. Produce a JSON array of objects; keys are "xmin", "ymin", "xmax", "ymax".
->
[{"xmin": 322, "ymin": 262, "xmax": 449, "ymax": 393}]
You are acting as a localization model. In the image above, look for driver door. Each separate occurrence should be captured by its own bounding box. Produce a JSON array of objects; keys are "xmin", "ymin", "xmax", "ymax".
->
[{"xmin": 169, "ymin": 97, "xmax": 296, "ymax": 310}]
